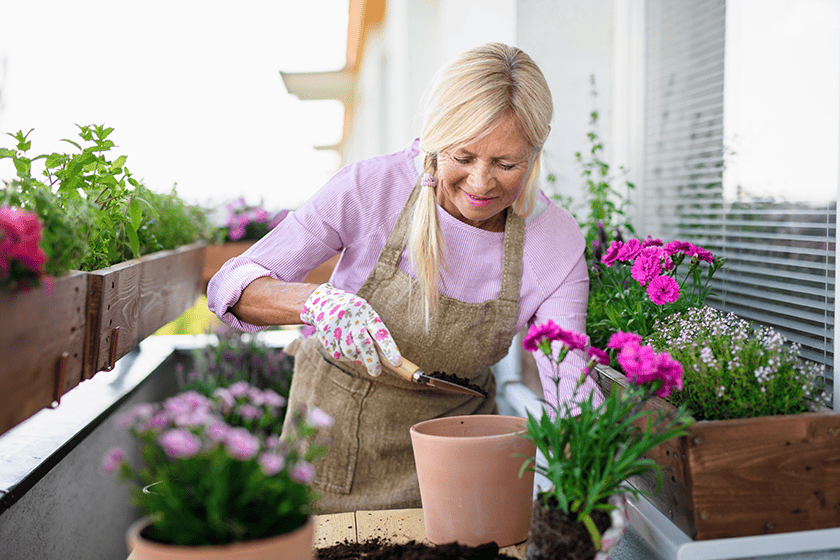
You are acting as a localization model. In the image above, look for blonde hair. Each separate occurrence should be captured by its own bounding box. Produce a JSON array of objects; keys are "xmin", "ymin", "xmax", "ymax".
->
[{"xmin": 408, "ymin": 43, "xmax": 553, "ymax": 328}]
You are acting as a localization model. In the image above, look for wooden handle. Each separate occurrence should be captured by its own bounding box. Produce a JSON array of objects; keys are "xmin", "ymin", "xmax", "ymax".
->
[{"xmin": 376, "ymin": 346, "xmax": 421, "ymax": 383}]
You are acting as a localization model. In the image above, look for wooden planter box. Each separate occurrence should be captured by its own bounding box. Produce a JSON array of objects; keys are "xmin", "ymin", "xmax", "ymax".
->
[
  {"xmin": 0, "ymin": 272, "xmax": 88, "ymax": 435},
  {"xmin": 84, "ymin": 242, "xmax": 206, "ymax": 378},
  {"xmin": 593, "ymin": 364, "xmax": 840, "ymax": 541}
]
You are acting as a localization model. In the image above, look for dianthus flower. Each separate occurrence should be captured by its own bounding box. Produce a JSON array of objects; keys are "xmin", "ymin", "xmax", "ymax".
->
[
  {"xmin": 647, "ymin": 275, "xmax": 680, "ymax": 305},
  {"xmin": 616, "ymin": 238, "xmax": 644, "ymax": 262},
  {"xmin": 600, "ymin": 240, "xmax": 623, "ymax": 267},
  {"xmin": 606, "ymin": 331, "xmax": 643, "ymax": 350},
  {"xmin": 630, "ymin": 247, "xmax": 664, "ymax": 286}
]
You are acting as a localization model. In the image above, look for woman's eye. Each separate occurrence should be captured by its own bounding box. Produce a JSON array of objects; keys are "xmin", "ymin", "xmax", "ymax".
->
[
  {"xmin": 454, "ymin": 156, "xmax": 470, "ymax": 164},
  {"xmin": 498, "ymin": 163, "xmax": 516, "ymax": 171}
]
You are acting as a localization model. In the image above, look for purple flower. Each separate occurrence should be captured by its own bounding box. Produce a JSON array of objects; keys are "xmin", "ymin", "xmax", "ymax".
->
[
  {"xmin": 225, "ymin": 427, "xmax": 260, "ymax": 461},
  {"xmin": 601, "ymin": 241, "xmax": 623, "ymax": 267},
  {"xmin": 213, "ymin": 387, "xmax": 235, "ymax": 411},
  {"xmin": 159, "ymin": 428, "xmax": 202, "ymax": 459},
  {"xmin": 102, "ymin": 447, "xmax": 126, "ymax": 473},
  {"xmin": 258, "ymin": 452, "xmax": 286, "ymax": 476},
  {"xmin": 606, "ymin": 332, "xmax": 643, "ymax": 350},
  {"xmin": 630, "ymin": 247, "xmax": 664, "ymax": 286},
  {"xmin": 238, "ymin": 404, "xmax": 263, "ymax": 420},
  {"xmin": 228, "ymin": 380, "xmax": 250, "ymax": 397},
  {"xmin": 205, "ymin": 420, "xmax": 231, "ymax": 443},
  {"xmin": 647, "ymin": 275, "xmax": 680, "ymax": 305},
  {"xmin": 290, "ymin": 461, "xmax": 316, "ymax": 484},
  {"xmin": 307, "ymin": 407, "xmax": 334, "ymax": 429},
  {"xmin": 261, "ymin": 389, "xmax": 286, "ymax": 409},
  {"xmin": 642, "ymin": 236, "xmax": 663, "ymax": 247},
  {"xmin": 616, "ymin": 238, "xmax": 644, "ymax": 262},
  {"xmin": 618, "ymin": 344, "xmax": 659, "ymax": 384}
]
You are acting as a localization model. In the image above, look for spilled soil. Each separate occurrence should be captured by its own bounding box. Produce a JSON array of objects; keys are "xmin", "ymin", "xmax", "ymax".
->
[
  {"xmin": 316, "ymin": 537, "xmax": 518, "ymax": 559},
  {"xmin": 426, "ymin": 371, "xmax": 487, "ymax": 397}
]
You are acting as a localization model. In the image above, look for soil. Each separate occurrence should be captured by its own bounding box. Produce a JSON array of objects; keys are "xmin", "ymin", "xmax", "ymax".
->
[
  {"xmin": 525, "ymin": 495, "xmax": 612, "ymax": 560},
  {"xmin": 316, "ymin": 537, "xmax": 518, "ymax": 559},
  {"xmin": 426, "ymin": 371, "xmax": 487, "ymax": 397}
]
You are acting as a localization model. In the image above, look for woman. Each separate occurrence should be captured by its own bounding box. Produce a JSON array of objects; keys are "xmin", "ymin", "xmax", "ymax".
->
[{"xmin": 207, "ymin": 43, "xmax": 603, "ymax": 513}]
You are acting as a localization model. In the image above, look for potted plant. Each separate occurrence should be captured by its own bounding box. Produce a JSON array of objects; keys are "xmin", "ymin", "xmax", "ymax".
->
[
  {"xmin": 0, "ymin": 125, "xmax": 214, "ymax": 434},
  {"xmin": 519, "ymin": 322, "xmax": 693, "ymax": 560},
  {"xmin": 103, "ymin": 384, "xmax": 332, "ymax": 559},
  {"xmin": 603, "ymin": 305, "xmax": 836, "ymax": 540}
]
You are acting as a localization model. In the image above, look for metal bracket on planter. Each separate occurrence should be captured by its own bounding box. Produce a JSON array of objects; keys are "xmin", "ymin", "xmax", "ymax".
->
[
  {"xmin": 102, "ymin": 326, "xmax": 120, "ymax": 373},
  {"xmin": 50, "ymin": 352, "xmax": 69, "ymax": 408}
]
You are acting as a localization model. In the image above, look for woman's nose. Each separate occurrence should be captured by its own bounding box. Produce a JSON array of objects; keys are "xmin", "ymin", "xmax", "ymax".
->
[{"xmin": 467, "ymin": 164, "xmax": 493, "ymax": 192}]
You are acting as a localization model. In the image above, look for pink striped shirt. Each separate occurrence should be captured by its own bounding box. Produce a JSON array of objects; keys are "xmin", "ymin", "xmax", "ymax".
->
[{"xmin": 207, "ymin": 140, "xmax": 604, "ymax": 411}]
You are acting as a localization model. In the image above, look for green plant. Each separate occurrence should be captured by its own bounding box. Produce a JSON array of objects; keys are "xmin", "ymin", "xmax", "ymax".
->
[
  {"xmin": 646, "ymin": 306, "xmax": 828, "ymax": 421},
  {"xmin": 587, "ymin": 238, "xmax": 726, "ymax": 349},
  {"xmin": 181, "ymin": 325, "xmax": 295, "ymax": 403},
  {"xmin": 103, "ymin": 386, "xmax": 331, "ymax": 546},
  {"xmin": 519, "ymin": 323, "xmax": 692, "ymax": 552},
  {"xmin": 0, "ymin": 125, "xmax": 212, "ymax": 274}
]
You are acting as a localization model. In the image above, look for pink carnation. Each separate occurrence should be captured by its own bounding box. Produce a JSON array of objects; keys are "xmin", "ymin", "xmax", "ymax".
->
[
  {"xmin": 523, "ymin": 321, "xmax": 562, "ymax": 352},
  {"xmin": 601, "ymin": 241, "xmax": 623, "ymax": 267},
  {"xmin": 606, "ymin": 332, "xmax": 643, "ymax": 350},
  {"xmin": 654, "ymin": 353, "xmax": 684, "ymax": 398},
  {"xmin": 616, "ymin": 238, "xmax": 644, "ymax": 262},
  {"xmin": 587, "ymin": 346, "xmax": 610, "ymax": 365},
  {"xmin": 631, "ymin": 247, "xmax": 664, "ymax": 286},
  {"xmin": 618, "ymin": 344, "xmax": 659, "ymax": 384},
  {"xmin": 647, "ymin": 275, "xmax": 680, "ymax": 305}
]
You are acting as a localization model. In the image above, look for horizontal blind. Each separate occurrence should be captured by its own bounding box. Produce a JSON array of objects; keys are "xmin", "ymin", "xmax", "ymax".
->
[{"xmin": 642, "ymin": 0, "xmax": 835, "ymax": 392}]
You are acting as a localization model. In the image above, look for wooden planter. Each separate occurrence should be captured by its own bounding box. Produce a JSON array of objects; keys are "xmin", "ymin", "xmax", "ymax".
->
[
  {"xmin": 83, "ymin": 242, "xmax": 206, "ymax": 379},
  {"xmin": 0, "ymin": 271, "xmax": 88, "ymax": 435},
  {"xmin": 593, "ymin": 364, "xmax": 840, "ymax": 541}
]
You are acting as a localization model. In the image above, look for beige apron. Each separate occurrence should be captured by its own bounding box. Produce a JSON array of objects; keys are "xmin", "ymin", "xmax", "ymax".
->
[{"xmin": 283, "ymin": 183, "xmax": 525, "ymax": 514}]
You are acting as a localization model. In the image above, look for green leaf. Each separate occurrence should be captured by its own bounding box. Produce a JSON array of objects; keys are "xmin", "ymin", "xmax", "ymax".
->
[
  {"xmin": 44, "ymin": 153, "xmax": 65, "ymax": 169},
  {"xmin": 126, "ymin": 225, "xmax": 140, "ymax": 258},
  {"xmin": 129, "ymin": 198, "xmax": 142, "ymax": 231},
  {"xmin": 111, "ymin": 155, "xmax": 127, "ymax": 170}
]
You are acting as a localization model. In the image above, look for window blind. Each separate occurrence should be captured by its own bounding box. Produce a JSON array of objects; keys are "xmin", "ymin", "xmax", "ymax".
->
[{"xmin": 641, "ymin": 0, "xmax": 836, "ymax": 396}]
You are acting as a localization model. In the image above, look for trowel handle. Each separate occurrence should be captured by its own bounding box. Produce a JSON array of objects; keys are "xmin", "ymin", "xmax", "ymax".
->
[{"xmin": 376, "ymin": 346, "xmax": 421, "ymax": 383}]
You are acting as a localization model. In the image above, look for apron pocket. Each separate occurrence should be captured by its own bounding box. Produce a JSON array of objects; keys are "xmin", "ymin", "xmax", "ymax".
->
[{"xmin": 284, "ymin": 338, "xmax": 372, "ymax": 495}]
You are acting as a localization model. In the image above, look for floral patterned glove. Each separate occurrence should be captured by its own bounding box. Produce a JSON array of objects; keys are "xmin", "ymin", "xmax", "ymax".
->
[{"xmin": 300, "ymin": 283, "xmax": 401, "ymax": 377}]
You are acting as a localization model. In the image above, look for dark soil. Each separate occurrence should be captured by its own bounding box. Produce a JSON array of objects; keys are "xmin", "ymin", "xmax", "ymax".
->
[
  {"xmin": 426, "ymin": 371, "xmax": 487, "ymax": 397},
  {"xmin": 316, "ymin": 537, "xmax": 518, "ymax": 559},
  {"xmin": 525, "ymin": 495, "xmax": 612, "ymax": 560}
]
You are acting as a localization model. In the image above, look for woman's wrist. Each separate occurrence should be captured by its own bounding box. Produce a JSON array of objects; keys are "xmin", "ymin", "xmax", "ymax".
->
[{"xmin": 230, "ymin": 277, "xmax": 319, "ymax": 326}]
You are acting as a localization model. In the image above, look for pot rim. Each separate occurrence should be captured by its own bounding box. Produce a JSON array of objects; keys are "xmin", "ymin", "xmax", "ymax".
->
[{"xmin": 410, "ymin": 414, "xmax": 528, "ymax": 441}]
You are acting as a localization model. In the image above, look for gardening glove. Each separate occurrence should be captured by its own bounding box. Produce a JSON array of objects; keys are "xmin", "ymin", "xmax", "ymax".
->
[{"xmin": 300, "ymin": 283, "xmax": 401, "ymax": 377}]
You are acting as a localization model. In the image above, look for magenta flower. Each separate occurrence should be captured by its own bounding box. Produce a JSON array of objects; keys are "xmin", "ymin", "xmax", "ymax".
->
[
  {"xmin": 102, "ymin": 447, "xmax": 126, "ymax": 473},
  {"xmin": 642, "ymin": 236, "xmax": 663, "ymax": 247},
  {"xmin": 523, "ymin": 321, "xmax": 562, "ymax": 351},
  {"xmin": 654, "ymin": 353, "xmax": 684, "ymax": 398},
  {"xmin": 647, "ymin": 275, "xmax": 680, "ymax": 305},
  {"xmin": 374, "ymin": 329, "xmax": 389, "ymax": 341},
  {"xmin": 616, "ymin": 238, "xmax": 643, "ymax": 262},
  {"xmin": 618, "ymin": 344, "xmax": 659, "ymax": 384},
  {"xmin": 290, "ymin": 461, "xmax": 316, "ymax": 484},
  {"xmin": 630, "ymin": 247, "xmax": 664, "ymax": 286},
  {"xmin": 601, "ymin": 241, "xmax": 623, "ymax": 267},
  {"xmin": 225, "ymin": 427, "xmax": 260, "ymax": 461},
  {"xmin": 258, "ymin": 452, "xmax": 285, "ymax": 476},
  {"xmin": 606, "ymin": 331, "xmax": 642, "ymax": 350},
  {"xmin": 159, "ymin": 429, "xmax": 202, "ymax": 459},
  {"xmin": 587, "ymin": 346, "xmax": 610, "ymax": 366},
  {"xmin": 555, "ymin": 328, "xmax": 589, "ymax": 352}
]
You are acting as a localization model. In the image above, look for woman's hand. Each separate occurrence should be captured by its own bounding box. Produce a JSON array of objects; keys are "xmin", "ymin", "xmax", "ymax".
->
[{"xmin": 300, "ymin": 284, "xmax": 402, "ymax": 377}]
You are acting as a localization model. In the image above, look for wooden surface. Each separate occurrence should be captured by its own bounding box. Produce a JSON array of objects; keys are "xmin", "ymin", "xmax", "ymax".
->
[
  {"xmin": 314, "ymin": 508, "xmax": 527, "ymax": 558},
  {"xmin": 127, "ymin": 508, "xmax": 527, "ymax": 559},
  {"xmin": 0, "ymin": 271, "xmax": 88, "ymax": 436}
]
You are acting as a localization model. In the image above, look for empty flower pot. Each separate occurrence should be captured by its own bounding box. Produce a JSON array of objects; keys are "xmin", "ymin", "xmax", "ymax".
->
[{"xmin": 409, "ymin": 414, "xmax": 536, "ymax": 547}]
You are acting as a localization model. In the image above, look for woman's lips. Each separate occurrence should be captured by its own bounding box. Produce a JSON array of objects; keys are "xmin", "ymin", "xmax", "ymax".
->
[{"xmin": 464, "ymin": 192, "xmax": 495, "ymax": 208}]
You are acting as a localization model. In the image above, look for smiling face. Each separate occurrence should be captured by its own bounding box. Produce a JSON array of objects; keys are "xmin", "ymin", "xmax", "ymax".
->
[{"xmin": 435, "ymin": 113, "xmax": 534, "ymax": 232}]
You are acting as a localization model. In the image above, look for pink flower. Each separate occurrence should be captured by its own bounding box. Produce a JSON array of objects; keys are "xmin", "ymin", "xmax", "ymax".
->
[
  {"xmin": 601, "ymin": 241, "xmax": 623, "ymax": 267},
  {"xmin": 212, "ymin": 387, "xmax": 235, "ymax": 411},
  {"xmin": 630, "ymin": 247, "xmax": 664, "ymax": 286},
  {"xmin": 159, "ymin": 429, "xmax": 202, "ymax": 459},
  {"xmin": 642, "ymin": 236, "xmax": 663, "ymax": 247},
  {"xmin": 228, "ymin": 381, "xmax": 250, "ymax": 397},
  {"xmin": 555, "ymin": 328, "xmax": 588, "ymax": 352},
  {"xmin": 334, "ymin": 327, "xmax": 342, "ymax": 340},
  {"xmin": 237, "ymin": 404, "xmax": 262, "ymax": 420},
  {"xmin": 654, "ymin": 353, "xmax": 684, "ymax": 398},
  {"xmin": 329, "ymin": 305, "xmax": 340, "ymax": 315},
  {"xmin": 587, "ymin": 346, "xmax": 610, "ymax": 365},
  {"xmin": 647, "ymin": 275, "xmax": 680, "ymax": 305},
  {"xmin": 205, "ymin": 420, "xmax": 231, "ymax": 442},
  {"xmin": 101, "ymin": 447, "xmax": 126, "ymax": 473},
  {"xmin": 618, "ymin": 344, "xmax": 659, "ymax": 384},
  {"xmin": 261, "ymin": 389, "xmax": 286, "ymax": 408},
  {"xmin": 374, "ymin": 329, "xmax": 389, "ymax": 341},
  {"xmin": 616, "ymin": 238, "xmax": 643, "ymax": 262},
  {"xmin": 290, "ymin": 460, "xmax": 316, "ymax": 484},
  {"xmin": 224, "ymin": 427, "xmax": 260, "ymax": 461},
  {"xmin": 307, "ymin": 406, "xmax": 334, "ymax": 429},
  {"xmin": 337, "ymin": 310, "xmax": 345, "ymax": 319},
  {"xmin": 258, "ymin": 452, "xmax": 285, "ymax": 476},
  {"xmin": 523, "ymin": 321, "xmax": 562, "ymax": 351},
  {"xmin": 606, "ymin": 332, "xmax": 642, "ymax": 350}
]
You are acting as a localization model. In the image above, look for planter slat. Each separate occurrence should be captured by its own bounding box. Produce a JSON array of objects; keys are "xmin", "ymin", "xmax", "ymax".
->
[
  {"xmin": 201, "ymin": 241, "xmax": 254, "ymax": 292},
  {"xmin": 84, "ymin": 242, "xmax": 206, "ymax": 378},
  {"xmin": 593, "ymin": 364, "xmax": 840, "ymax": 540},
  {"xmin": 0, "ymin": 271, "xmax": 88, "ymax": 435}
]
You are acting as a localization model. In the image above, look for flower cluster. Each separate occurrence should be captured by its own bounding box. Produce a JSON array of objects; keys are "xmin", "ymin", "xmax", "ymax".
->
[
  {"xmin": 520, "ymin": 321, "xmax": 692, "ymax": 553},
  {"xmin": 587, "ymin": 236, "xmax": 726, "ymax": 349},
  {"xmin": 647, "ymin": 306, "xmax": 828, "ymax": 421},
  {"xmin": 0, "ymin": 206, "xmax": 48, "ymax": 292},
  {"xmin": 103, "ymin": 384, "xmax": 331, "ymax": 546},
  {"xmin": 222, "ymin": 197, "xmax": 288, "ymax": 242}
]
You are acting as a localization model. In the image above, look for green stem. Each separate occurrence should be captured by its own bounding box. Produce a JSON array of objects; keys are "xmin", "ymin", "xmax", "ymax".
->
[{"xmin": 580, "ymin": 511, "xmax": 602, "ymax": 552}]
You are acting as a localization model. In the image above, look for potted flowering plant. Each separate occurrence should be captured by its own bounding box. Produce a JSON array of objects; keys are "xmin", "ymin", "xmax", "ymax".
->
[
  {"xmin": 519, "ymin": 321, "xmax": 693, "ymax": 560},
  {"xmin": 586, "ymin": 237, "xmax": 726, "ymax": 349},
  {"xmin": 104, "ymin": 384, "xmax": 331, "ymax": 559}
]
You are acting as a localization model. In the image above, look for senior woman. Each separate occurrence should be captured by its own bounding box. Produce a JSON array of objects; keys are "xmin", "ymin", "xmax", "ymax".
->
[{"xmin": 207, "ymin": 42, "xmax": 603, "ymax": 513}]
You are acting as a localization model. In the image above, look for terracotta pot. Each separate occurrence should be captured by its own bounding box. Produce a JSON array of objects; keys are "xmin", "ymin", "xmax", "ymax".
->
[
  {"xmin": 409, "ymin": 414, "xmax": 536, "ymax": 548},
  {"xmin": 525, "ymin": 493, "xmax": 628, "ymax": 560},
  {"xmin": 126, "ymin": 516, "xmax": 314, "ymax": 560}
]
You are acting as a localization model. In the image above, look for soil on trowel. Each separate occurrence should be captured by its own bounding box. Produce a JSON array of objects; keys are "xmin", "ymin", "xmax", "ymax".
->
[
  {"xmin": 316, "ymin": 537, "xmax": 519, "ymax": 559},
  {"xmin": 426, "ymin": 371, "xmax": 487, "ymax": 397}
]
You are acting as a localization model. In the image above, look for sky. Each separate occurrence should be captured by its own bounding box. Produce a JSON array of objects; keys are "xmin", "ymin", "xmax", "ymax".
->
[{"xmin": 0, "ymin": 0, "xmax": 349, "ymax": 213}]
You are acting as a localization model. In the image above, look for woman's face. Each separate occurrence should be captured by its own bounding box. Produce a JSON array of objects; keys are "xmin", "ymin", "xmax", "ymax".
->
[{"xmin": 435, "ymin": 113, "xmax": 534, "ymax": 232}]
